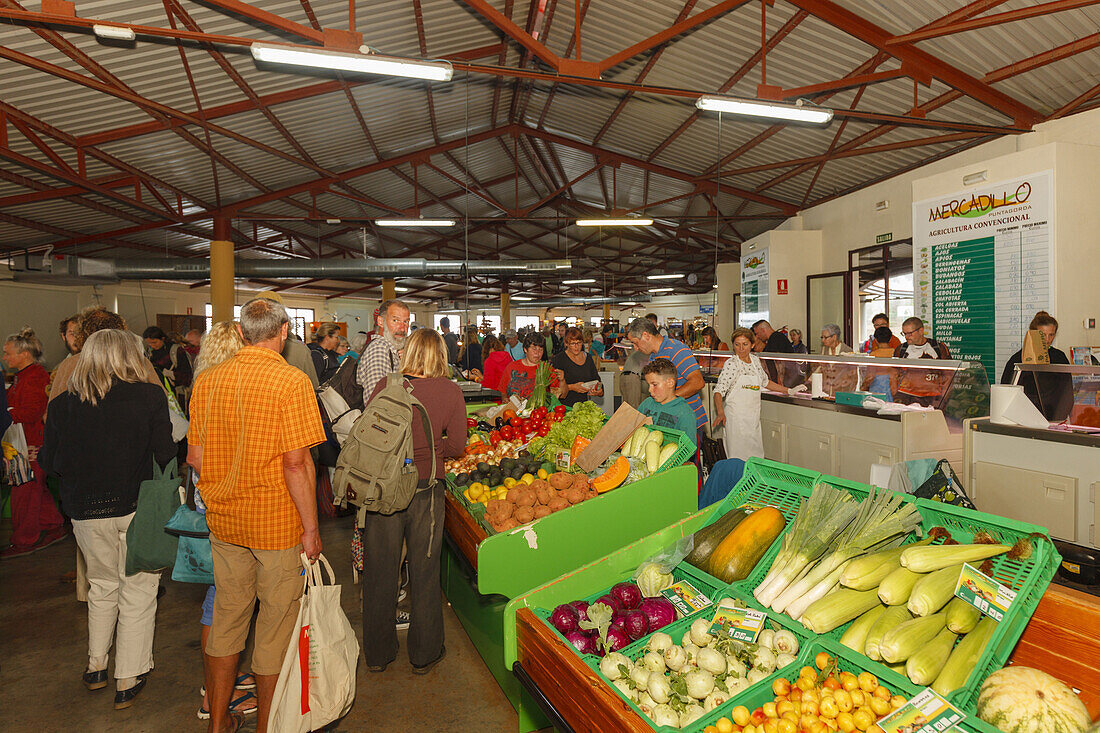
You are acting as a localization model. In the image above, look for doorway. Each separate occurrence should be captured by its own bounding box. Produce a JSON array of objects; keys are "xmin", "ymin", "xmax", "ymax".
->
[
  {"xmin": 806, "ymin": 272, "xmax": 851, "ymax": 354},
  {"xmin": 849, "ymin": 241, "xmax": 914, "ymax": 350}
]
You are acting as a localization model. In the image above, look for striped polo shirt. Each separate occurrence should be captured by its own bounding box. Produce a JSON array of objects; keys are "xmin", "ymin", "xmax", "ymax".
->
[{"xmin": 652, "ymin": 336, "xmax": 707, "ymax": 429}]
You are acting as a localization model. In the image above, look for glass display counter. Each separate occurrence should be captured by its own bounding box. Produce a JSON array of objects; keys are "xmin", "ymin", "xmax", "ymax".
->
[
  {"xmin": 965, "ymin": 362, "xmax": 1100, "ymax": 549},
  {"xmin": 696, "ymin": 350, "xmax": 990, "ymax": 482}
]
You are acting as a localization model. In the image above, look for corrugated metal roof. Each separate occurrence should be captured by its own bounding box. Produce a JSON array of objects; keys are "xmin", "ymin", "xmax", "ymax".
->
[{"xmin": 2, "ymin": 0, "xmax": 1098, "ymax": 298}]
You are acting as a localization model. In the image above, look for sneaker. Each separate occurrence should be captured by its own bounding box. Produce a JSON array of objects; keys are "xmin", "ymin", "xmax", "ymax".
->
[
  {"xmin": 395, "ymin": 610, "xmax": 410, "ymax": 630},
  {"xmin": 397, "ymin": 587, "xmax": 408, "ymax": 603},
  {"xmin": 411, "ymin": 645, "xmax": 446, "ymax": 675}
]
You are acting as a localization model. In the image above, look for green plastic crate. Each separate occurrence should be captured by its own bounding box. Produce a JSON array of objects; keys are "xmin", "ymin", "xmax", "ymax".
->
[{"xmin": 648, "ymin": 425, "xmax": 697, "ymax": 473}]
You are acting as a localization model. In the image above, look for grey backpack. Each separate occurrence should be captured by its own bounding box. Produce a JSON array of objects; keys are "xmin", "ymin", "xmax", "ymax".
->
[{"xmin": 332, "ymin": 373, "xmax": 435, "ymax": 517}]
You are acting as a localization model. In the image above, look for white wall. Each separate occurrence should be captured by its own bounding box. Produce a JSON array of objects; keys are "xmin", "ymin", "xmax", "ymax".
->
[{"xmin": 738, "ymin": 226, "xmax": 824, "ymax": 334}]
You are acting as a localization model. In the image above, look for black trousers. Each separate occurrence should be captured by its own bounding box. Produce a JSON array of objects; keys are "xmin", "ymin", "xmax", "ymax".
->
[{"xmin": 361, "ymin": 481, "xmax": 444, "ymax": 668}]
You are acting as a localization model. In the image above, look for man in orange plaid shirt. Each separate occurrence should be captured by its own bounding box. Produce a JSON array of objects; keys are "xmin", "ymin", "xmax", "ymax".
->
[{"xmin": 188, "ymin": 297, "xmax": 326, "ymax": 733}]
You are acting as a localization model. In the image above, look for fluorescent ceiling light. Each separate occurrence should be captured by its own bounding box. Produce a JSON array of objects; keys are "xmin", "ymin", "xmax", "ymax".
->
[
  {"xmin": 511, "ymin": 296, "xmax": 534, "ymax": 301},
  {"xmin": 375, "ymin": 218, "xmax": 455, "ymax": 227},
  {"xmin": 562, "ymin": 278, "xmax": 596, "ymax": 284},
  {"xmin": 649, "ymin": 287, "xmax": 674, "ymax": 293},
  {"xmin": 93, "ymin": 24, "xmax": 136, "ymax": 42},
  {"xmin": 576, "ymin": 218, "xmax": 653, "ymax": 227},
  {"xmin": 394, "ymin": 286, "xmax": 410, "ymax": 293},
  {"xmin": 696, "ymin": 95, "xmax": 833, "ymax": 125},
  {"xmin": 621, "ymin": 301, "xmax": 638, "ymax": 306},
  {"xmin": 647, "ymin": 274, "xmax": 682, "ymax": 280},
  {"xmin": 251, "ymin": 43, "xmax": 453, "ymax": 82}
]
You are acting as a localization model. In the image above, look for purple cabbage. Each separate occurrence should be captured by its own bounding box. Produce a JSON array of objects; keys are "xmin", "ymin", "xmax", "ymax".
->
[
  {"xmin": 621, "ymin": 609, "xmax": 650, "ymax": 641},
  {"xmin": 595, "ymin": 594, "xmax": 622, "ymax": 614},
  {"xmin": 569, "ymin": 600, "xmax": 590, "ymax": 618},
  {"xmin": 610, "ymin": 582, "xmax": 642, "ymax": 610},
  {"xmin": 564, "ymin": 630, "xmax": 597, "ymax": 655},
  {"xmin": 604, "ymin": 626, "xmax": 630, "ymax": 653},
  {"xmin": 638, "ymin": 596, "xmax": 677, "ymax": 631},
  {"xmin": 549, "ymin": 604, "xmax": 580, "ymax": 635}
]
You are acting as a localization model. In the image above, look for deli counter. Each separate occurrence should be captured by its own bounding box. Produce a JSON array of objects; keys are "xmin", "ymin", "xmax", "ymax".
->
[{"xmin": 697, "ymin": 350, "xmax": 990, "ymax": 482}]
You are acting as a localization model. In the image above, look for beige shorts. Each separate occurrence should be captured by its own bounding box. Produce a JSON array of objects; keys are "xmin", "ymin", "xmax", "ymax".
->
[{"xmin": 207, "ymin": 537, "xmax": 304, "ymax": 675}]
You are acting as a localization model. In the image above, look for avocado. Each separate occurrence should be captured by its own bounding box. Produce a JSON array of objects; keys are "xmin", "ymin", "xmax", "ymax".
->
[
  {"xmin": 476, "ymin": 462, "xmax": 491, "ymax": 474},
  {"xmin": 455, "ymin": 473, "xmax": 469, "ymax": 486}
]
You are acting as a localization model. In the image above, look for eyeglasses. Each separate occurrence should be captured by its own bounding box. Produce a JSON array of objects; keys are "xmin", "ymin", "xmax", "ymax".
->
[{"xmin": 902, "ymin": 328, "xmax": 922, "ymax": 336}]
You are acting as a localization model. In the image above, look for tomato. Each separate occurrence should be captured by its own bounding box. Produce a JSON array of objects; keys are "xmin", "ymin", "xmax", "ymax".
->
[
  {"xmin": 488, "ymin": 430, "xmax": 501, "ymax": 446},
  {"xmin": 509, "ymin": 416, "xmax": 524, "ymax": 429},
  {"xmin": 466, "ymin": 418, "xmax": 477, "ymax": 429},
  {"xmin": 536, "ymin": 424, "xmax": 550, "ymax": 437},
  {"xmin": 501, "ymin": 408, "xmax": 517, "ymax": 421},
  {"xmin": 532, "ymin": 405, "xmax": 548, "ymax": 421},
  {"xmin": 499, "ymin": 424, "xmax": 515, "ymax": 441},
  {"xmin": 553, "ymin": 404, "xmax": 567, "ymax": 416}
]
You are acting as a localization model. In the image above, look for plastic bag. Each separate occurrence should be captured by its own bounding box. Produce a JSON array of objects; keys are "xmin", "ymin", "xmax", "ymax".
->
[{"xmin": 631, "ymin": 536, "xmax": 695, "ymax": 597}]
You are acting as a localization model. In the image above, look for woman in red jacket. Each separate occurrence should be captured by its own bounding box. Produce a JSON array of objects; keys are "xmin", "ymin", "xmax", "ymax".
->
[
  {"xmin": 479, "ymin": 335, "xmax": 512, "ymax": 398},
  {"xmin": 2, "ymin": 327, "xmax": 66, "ymax": 558}
]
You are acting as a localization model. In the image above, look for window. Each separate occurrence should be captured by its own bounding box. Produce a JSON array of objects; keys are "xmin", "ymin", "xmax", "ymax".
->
[
  {"xmin": 849, "ymin": 241, "xmax": 913, "ymax": 348},
  {"xmin": 205, "ymin": 303, "xmax": 313, "ymax": 340},
  {"xmin": 480, "ymin": 315, "xmax": 501, "ymax": 334},
  {"xmin": 434, "ymin": 313, "xmax": 458, "ymax": 331},
  {"xmin": 590, "ymin": 317, "xmax": 603, "ymax": 327},
  {"xmin": 516, "ymin": 315, "xmax": 540, "ymax": 331}
]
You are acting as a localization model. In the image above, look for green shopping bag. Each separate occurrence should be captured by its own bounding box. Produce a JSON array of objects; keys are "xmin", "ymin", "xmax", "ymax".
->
[{"xmin": 125, "ymin": 458, "xmax": 181, "ymax": 575}]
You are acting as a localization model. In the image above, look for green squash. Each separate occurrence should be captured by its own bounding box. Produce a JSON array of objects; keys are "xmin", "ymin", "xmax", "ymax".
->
[
  {"xmin": 976, "ymin": 666, "xmax": 1091, "ymax": 733},
  {"xmin": 684, "ymin": 508, "xmax": 747, "ymax": 570}
]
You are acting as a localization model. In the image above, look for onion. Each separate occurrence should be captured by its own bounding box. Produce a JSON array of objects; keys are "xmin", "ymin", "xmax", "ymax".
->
[{"xmin": 549, "ymin": 604, "xmax": 580, "ymax": 635}]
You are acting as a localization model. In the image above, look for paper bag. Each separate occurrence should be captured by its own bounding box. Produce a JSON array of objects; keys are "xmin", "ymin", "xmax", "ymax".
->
[
  {"xmin": 1021, "ymin": 329, "xmax": 1050, "ymax": 364},
  {"xmin": 574, "ymin": 402, "xmax": 647, "ymax": 472}
]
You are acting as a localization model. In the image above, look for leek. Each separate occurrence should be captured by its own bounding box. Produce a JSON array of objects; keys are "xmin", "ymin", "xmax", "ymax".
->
[
  {"xmin": 906, "ymin": 628, "xmax": 958, "ymax": 686},
  {"xmin": 879, "ymin": 612, "xmax": 947, "ymax": 663},
  {"xmin": 839, "ymin": 604, "xmax": 887, "ymax": 654},
  {"xmin": 900, "ymin": 543, "xmax": 1010, "ymax": 573},
  {"xmin": 799, "ymin": 587, "xmax": 881, "ymax": 634},
  {"xmin": 864, "ymin": 605, "xmax": 912, "ymax": 661},
  {"xmin": 784, "ymin": 563, "xmax": 848, "ymax": 623},
  {"xmin": 908, "ymin": 563, "xmax": 964, "ymax": 617},
  {"xmin": 945, "ymin": 597, "xmax": 982, "ymax": 634},
  {"xmin": 840, "ymin": 536, "xmax": 933, "ymax": 590},
  {"xmin": 932, "ymin": 617, "xmax": 997, "ymax": 696},
  {"xmin": 878, "ymin": 567, "xmax": 924, "ymax": 605},
  {"xmin": 754, "ymin": 484, "xmax": 859, "ymax": 607}
]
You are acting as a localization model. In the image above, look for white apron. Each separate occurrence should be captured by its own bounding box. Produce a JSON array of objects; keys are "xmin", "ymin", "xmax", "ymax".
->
[{"xmin": 721, "ymin": 358, "xmax": 766, "ymax": 461}]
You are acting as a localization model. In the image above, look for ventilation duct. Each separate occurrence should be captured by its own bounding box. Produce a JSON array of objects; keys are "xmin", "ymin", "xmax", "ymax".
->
[
  {"xmin": 9, "ymin": 253, "xmax": 572, "ymax": 283},
  {"xmin": 508, "ymin": 295, "xmax": 651, "ymax": 308}
]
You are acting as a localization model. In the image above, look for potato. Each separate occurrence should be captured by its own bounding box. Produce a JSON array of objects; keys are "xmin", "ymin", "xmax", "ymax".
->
[
  {"xmin": 533, "ymin": 504, "xmax": 552, "ymax": 519},
  {"xmin": 514, "ymin": 505, "xmax": 535, "ymax": 524},
  {"xmin": 495, "ymin": 517, "xmax": 519, "ymax": 532},
  {"xmin": 513, "ymin": 486, "xmax": 537, "ymax": 507},
  {"xmin": 548, "ymin": 496, "xmax": 569, "ymax": 513},
  {"xmin": 564, "ymin": 487, "xmax": 586, "ymax": 505},
  {"xmin": 535, "ymin": 484, "xmax": 553, "ymax": 505},
  {"xmin": 571, "ymin": 473, "xmax": 590, "ymax": 491},
  {"xmin": 485, "ymin": 498, "xmax": 510, "ymax": 518},
  {"xmin": 529, "ymin": 478, "xmax": 550, "ymax": 493},
  {"xmin": 549, "ymin": 472, "xmax": 573, "ymax": 491}
]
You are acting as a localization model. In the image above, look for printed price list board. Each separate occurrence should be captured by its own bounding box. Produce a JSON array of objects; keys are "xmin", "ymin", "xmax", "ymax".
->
[{"xmin": 932, "ymin": 236, "xmax": 996, "ymax": 382}]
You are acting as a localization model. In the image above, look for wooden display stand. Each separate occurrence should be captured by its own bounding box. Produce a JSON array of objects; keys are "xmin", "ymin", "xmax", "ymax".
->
[{"xmin": 514, "ymin": 584, "xmax": 1100, "ymax": 729}]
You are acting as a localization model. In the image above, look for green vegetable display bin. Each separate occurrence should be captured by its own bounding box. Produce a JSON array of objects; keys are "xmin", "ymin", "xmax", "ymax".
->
[{"xmin": 442, "ymin": 463, "xmax": 699, "ymax": 732}]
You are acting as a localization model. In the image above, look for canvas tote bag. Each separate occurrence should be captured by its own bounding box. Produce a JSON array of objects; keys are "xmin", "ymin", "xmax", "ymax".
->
[{"xmin": 270, "ymin": 553, "xmax": 359, "ymax": 733}]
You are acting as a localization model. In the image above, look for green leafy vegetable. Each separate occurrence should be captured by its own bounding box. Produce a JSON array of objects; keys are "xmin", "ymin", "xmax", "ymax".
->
[{"xmin": 527, "ymin": 401, "xmax": 606, "ymax": 460}]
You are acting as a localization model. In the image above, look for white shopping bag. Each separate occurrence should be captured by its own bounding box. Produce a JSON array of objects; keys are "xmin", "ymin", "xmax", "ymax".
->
[{"xmin": 270, "ymin": 553, "xmax": 360, "ymax": 733}]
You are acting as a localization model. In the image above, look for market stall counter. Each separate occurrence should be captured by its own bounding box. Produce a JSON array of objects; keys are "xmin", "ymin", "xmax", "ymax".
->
[
  {"xmin": 503, "ymin": 458, "xmax": 1082, "ymax": 733},
  {"xmin": 698, "ymin": 351, "xmax": 991, "ymax": 482},
  {"xmin": 441, "ymin": 400, "xmax": 700, "ymax": 731}
]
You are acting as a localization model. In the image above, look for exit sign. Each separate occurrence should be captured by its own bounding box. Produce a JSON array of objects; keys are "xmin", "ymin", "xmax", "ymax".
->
[{"xmin": 876, "ymin": 232, "xmax": 893, "ymax": 244}]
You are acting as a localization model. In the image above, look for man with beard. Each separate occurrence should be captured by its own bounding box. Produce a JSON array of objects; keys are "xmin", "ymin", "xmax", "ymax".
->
[{"xmin": 357, "ymin": 299, "xmax": 411, "ymax": 398}]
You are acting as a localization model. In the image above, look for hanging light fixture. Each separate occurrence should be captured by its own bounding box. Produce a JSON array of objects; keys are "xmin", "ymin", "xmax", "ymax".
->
[
  {"xmin": 576, "ymin": 218, "xmax": 653, "ymax": 227},
  {"xmin": 375, "ymin": 218, "xmax": 455, "ymax": 227},
  {"xmin": 696, "ymin": 95, "xmax": 833, "ymax": 125},
  {"xmin": 251, "ymin": 43, "xmax": 453, "ymax": 81}
]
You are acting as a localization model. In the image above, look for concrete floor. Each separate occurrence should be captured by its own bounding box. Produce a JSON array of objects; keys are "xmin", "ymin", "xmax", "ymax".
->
[{"xmin": 0, "ymin": 514, "xmax": 523, "ymax": 733}]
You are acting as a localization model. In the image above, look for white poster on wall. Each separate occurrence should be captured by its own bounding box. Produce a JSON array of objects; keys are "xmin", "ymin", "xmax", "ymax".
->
[
  {"xmin": 739, "ymin": 248, "xmax": 769, "ymax": 328},
  {"xmin": 913, "ymin": 171, "xmax": 1053, "ymax": 383}
]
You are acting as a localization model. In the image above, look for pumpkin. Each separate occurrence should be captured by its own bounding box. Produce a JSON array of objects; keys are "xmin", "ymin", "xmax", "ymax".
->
[
  {"xmin": 684, "ymin": 509, "xmax": 748, "ymax": 570},
  {"xmin": 706, "ymin": 506, "xmax": 786, "ymax": 583},
  {"xmin": 570, "ymin": 435, "xmax": 591, "ymax": 462},
  {"xmin": 976, "ymin": 667, "xmax": 1091, "ymax": 733},
  {"xmin": 591, "ymin": 456, "xmax": 629, "ymax": 493}
]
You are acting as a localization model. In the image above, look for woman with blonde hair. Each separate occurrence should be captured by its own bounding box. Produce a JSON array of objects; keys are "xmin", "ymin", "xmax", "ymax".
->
[
  {"xmin": 41, "ymin": 329, "xmax": 176, "ymax": 709},
  {"xmin": 309, "ymin": 322, "xmax": 341, "ymax": 383},
  {"xmin": 1, "ymin": 327, "xmax": 66, "ymax": 558},
  {"xmin": 193, "ymin": 321, "xmax": 246, "ymax": 380},
  {"xmin": 361, "ymin": 328, "xmax": 466, "ymax": 675}
]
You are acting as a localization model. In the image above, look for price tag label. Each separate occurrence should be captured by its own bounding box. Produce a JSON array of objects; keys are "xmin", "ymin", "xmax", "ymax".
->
[
  {"xmin": 877, "ymin": 688, "xmax": 966, "ymax": 733},
  {"xmin": 707, "ymin": 605, "xmax": 766, "ymax": 643},
  {"xmin": 555, "ymin": 448, "xmax": 572, "ymax": 471},
  {"xmin": 659, "ymin": 581, "xmax": 712, "ymax": 617},
  {"xmin": 954, "ymin": 563, "xmax": 1016, "ymax": 622}
]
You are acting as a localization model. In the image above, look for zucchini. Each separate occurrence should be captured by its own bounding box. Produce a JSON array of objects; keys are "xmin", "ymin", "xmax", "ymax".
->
[
  {"xmin": 685, "ymin": 509, "xmax": 748, "ymax": 570},
  {"xmin": 707, "ymin": 506, "xmax": 786, "ymax": 583},
  {"xmin": 932, "ymin": 617, "xmax": 997, "ymax": 696}
]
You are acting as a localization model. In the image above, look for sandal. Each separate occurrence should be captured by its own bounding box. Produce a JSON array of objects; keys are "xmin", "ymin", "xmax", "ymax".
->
[
  {"xmin": 199, "ymin": 672, "xmax": 256, "ymax": 697},
  {"xmin": 196, "ymin": 691, "xmax": 259, "ymax": 720}
]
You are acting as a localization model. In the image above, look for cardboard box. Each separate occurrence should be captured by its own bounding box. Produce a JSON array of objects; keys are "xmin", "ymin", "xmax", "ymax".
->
[{"xmin": 574, "ymin": 402, "xmax": 648, "ymax": 472}]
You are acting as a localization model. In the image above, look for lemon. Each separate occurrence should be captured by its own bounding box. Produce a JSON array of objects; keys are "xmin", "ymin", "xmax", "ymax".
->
[
  {"xmin": 520, "ymin": 473, "xmax": 535, "ymax": 485},
  {"xmin": 504, "ymin": 477, "xmax": 517, "ymax": 488},
  {"xmin": 536, "ymin": 468, "xmax": 549, "ymax": 480}
]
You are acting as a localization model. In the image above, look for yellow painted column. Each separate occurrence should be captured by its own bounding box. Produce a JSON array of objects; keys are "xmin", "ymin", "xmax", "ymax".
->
[
  {"xmin": 602, "ymin": 303, "xmax": 610, "ymax": 323},
  {"xmin": 210, "ymin": 218, "xmax": 234, "ymax": 323},
  {"xmin": 382, "ymin": 278, "xmax": 396, "ymax": 301},
  {"xmin": 501, "ymin": 291, "xmax": 510, "ymax": 330}
]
